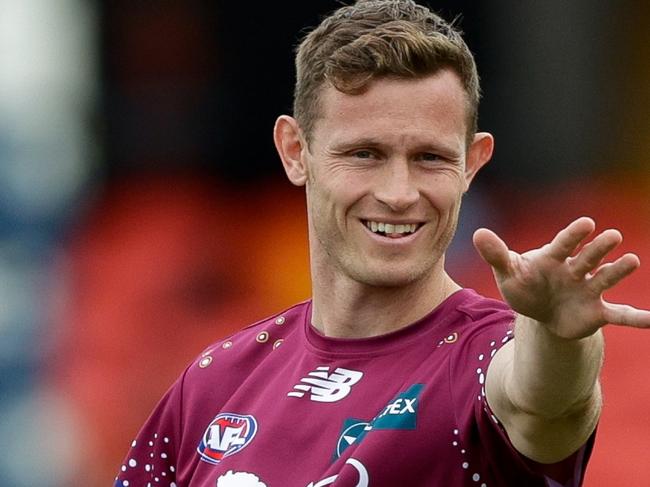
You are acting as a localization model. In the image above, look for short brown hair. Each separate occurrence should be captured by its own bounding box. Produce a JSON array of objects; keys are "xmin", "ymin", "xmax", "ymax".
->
[{"xmin": 294, "ymin": 0, "xmax": 480, "ymax": 145}]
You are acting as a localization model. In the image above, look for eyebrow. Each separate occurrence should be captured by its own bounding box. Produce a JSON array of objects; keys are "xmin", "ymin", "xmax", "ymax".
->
[
  {"xmin": 329, "ymin": 137, "xmax": 462, "ymax": 159},
  {"xmin": 329, "ymin": 137, "xmax": 384, "ymax": 151}
]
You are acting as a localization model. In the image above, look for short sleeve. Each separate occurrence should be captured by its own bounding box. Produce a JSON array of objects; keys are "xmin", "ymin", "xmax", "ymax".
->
[
  {"xmin": 449, "ymin": 311, "xmax": 595, "ymax": 487},
  {"xmin": 114, "ymin": 370, "xmax": 187, "ymax": 487}
]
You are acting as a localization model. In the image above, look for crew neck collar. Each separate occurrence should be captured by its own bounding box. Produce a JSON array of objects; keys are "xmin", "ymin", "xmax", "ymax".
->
[{"xmin": 302, "ymin": 288, "xmax": 477, "ymax": 357}]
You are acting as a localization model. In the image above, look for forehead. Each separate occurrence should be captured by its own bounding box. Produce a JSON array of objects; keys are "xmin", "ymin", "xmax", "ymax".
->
[{"xmin": 313, "ymin": 70, "xmax": 469, "ymax": 149}]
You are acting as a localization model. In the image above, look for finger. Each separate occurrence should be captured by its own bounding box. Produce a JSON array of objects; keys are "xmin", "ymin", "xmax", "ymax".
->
[
  {"xmin": 472, "ymin": 228, "xmax": 512, "ymax": 274},
  {"xmin": 603, "ymin": 302, "xmax": 650, "ymax": 328},
  {"xmin": 590, "ymin": 253, "xmax": 640, "ymax": 291},
  {"xmin": 569, "ymin": 229, "xmax": 623, "ymax": 277},
  {"xmin": 546, "ymin": 217, "xmax": 596, "ymax": 261}
]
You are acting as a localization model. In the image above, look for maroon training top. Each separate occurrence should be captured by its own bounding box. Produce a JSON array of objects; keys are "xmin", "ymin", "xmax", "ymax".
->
[{"xmin": 116, "ymin": 289, "xmax": 594, "ymax": 487}]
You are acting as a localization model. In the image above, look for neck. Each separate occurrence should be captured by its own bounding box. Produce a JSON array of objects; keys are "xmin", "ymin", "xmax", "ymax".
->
[{"xmin": 310, "ymin": 263, "xmax": 461, "ymax": 339}]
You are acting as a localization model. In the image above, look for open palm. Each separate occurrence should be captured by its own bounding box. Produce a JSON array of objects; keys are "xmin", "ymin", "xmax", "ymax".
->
[{"xmin": 473, "ymin": 217, "xmax": 650, "ymax": 340}]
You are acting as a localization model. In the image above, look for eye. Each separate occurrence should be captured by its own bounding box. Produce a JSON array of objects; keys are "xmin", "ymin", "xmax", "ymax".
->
[
  {"xmin": 419, "ymin": 152, "xmax": 442, "ymax": 162},
  {"xmin": 352, "ymin": 150, "xmax": 374, "ymax": 159}
]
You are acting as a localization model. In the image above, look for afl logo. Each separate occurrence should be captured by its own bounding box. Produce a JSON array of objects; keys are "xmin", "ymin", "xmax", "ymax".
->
[{"xmin": 197, "ymin": 413, "xmax": 258, "ymax": 465}]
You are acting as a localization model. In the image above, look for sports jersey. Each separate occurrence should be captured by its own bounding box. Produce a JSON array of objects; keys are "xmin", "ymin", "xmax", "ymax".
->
[{"xmin": 115, "ymin": 289, "xmax": 594, "ymax": 487}]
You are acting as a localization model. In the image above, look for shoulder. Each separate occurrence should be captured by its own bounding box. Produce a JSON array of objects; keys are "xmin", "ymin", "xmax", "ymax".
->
[
  {"xmin": 455, "ymin": 289, "xmax": 513, "ymax": 323},
  {"xmin": 445, "ymin": 290, "xmax": 515, "ymax": 385},
  {"xmin": 432, "ymin": 289, "xmax": 513, "ymax": 346},
  {"xmin": 451, "ymin": 289, "xmax": 515, "ymax": 342},
  {"xmin": 203, "ymin": 299, "xmax": 309, "ymax": 351},
  {"xmin": 181, "ymin": 300, "xmax": 310, "ymax": 385}
]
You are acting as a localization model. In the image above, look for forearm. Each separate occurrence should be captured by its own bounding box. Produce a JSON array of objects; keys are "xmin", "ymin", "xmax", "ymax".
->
[
  {"xmin": 507, "ymin": 313, "xmax": 604, "ymax": 419},
  {"xmin": 476, "ymin": 218, "xmax": 649, "ymax": 463}
]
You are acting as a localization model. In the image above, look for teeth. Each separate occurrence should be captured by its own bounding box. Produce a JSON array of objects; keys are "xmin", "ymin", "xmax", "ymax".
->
[{"xmin": 365, "ymin": 221, "xmax": 419, "ymax": 235}]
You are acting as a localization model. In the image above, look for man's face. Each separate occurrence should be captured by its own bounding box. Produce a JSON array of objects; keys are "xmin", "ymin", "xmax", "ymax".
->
[{"xmin": 298, "ymin": 70, "xmax": 487, "ymax": 288}]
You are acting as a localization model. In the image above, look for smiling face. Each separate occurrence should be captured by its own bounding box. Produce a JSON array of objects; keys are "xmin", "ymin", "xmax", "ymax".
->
[{"xmin": 276, "ymin": 69, "xmax": 493, "ymax": 290}]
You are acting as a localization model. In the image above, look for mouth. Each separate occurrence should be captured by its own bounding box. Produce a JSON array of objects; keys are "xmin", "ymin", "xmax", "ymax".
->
[{"xmin": 361, "ymin": 220, "xmax": 424, "ymax": 239}]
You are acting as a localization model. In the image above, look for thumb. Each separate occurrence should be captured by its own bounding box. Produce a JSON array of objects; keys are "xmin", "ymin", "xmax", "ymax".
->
[{"xmin": 472, "ymin": 228, "xmax": 512, "ymax": 274}]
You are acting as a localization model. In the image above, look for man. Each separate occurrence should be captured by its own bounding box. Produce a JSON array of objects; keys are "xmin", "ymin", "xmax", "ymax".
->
[{"xmin": 115, "ymin": 1, "xmax": 649, "ymax": 486}]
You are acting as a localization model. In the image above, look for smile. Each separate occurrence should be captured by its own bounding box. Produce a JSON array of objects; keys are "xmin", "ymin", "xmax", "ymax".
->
[{"xmin": 363, "ymin": 220, "xmax": 422, "ymax": 238}]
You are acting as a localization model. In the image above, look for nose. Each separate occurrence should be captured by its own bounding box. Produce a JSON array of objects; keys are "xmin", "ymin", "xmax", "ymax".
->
[{"xmin": 373, "ymin": 159, "xmax": 419, "ymax": 212}]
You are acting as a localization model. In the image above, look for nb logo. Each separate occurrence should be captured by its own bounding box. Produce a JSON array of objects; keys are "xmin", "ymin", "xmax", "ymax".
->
[{"xmin": 288, "ymin": 366, "xmax": 363, "ymax": 403}]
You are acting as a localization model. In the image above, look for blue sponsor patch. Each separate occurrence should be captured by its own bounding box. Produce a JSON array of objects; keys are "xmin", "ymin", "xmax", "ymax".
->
[
  {"xmin": 333, "ymin": 384, "xmax": 423, "ymax": 460},
  {"xmin": 373, "ymin": 383, "xmax": 423, "ymax": 430},
  {"xmin": 335, "ymin": 419, "xmax": 372, "ymax": 459}
]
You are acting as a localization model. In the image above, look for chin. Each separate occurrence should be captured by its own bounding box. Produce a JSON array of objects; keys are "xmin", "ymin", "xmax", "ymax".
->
[{"xmin": 351, "ymin": 264, "xmax": 431, "ymax": 289}]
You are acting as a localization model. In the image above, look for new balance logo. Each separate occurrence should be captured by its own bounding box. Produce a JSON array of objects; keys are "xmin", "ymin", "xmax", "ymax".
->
[{"xmin": 288, "ymin": 366, "xmax": 363, "ymax": 403}]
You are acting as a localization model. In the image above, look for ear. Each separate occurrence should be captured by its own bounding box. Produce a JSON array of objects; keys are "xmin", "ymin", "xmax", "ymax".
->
[
  {"xmin": 274, "ymin": 115, "xmax": 308, "ymax": 186},
  {"xmin": 464, "ymin": 132, "xmax": 494, "ymax": 190}
]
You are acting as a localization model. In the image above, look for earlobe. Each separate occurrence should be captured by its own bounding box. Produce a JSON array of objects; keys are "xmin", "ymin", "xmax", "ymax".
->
[
  {"xmin": 274, "ymin": 115, "xmax": 308, "ymax": 187},
  {"xmin": 464, "ymin": 132, "xmax": 494, "ymax": 190}
]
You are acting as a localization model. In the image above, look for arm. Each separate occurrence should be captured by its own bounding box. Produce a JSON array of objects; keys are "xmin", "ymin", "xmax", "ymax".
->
[
  {"xmin": 474, "ymin": 217, "xmax": 650, "ymax": 464},
  {"xmin": 115, "ymin": 369, "xmax": 186, "ymax": 486}
]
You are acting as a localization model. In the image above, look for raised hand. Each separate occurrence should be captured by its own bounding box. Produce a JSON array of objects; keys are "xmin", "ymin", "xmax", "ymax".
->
[{"xmin": 472, "ymin": 217, "xmax": 650, "ymax": 340}]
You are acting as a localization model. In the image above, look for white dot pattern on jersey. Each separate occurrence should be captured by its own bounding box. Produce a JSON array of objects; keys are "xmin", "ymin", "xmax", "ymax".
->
[
  {"xmin": 450, "ymin": 328, "xmax": 514, "ymax": 486},
  {"xmin": 117, "ymin": 433, "xmax": 176, "ymax": 486},
  {"xmin": 451, "ymin": 428, "xmax": 485, "ymax": 485},
  {"xmin": 120, "ymin": 325, "xmax": 283, "ymax": 487}
]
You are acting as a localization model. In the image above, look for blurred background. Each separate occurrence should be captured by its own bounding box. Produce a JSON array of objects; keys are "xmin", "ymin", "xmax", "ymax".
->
[{"xmin": 0, "ymin": 1, "xmax": 647, "ymax": 485}]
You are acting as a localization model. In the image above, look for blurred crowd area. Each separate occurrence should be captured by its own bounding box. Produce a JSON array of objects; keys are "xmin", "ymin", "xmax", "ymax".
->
[{"xmin": 0, "ymin": 1, "xmax": 648, "ymax": 486}]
